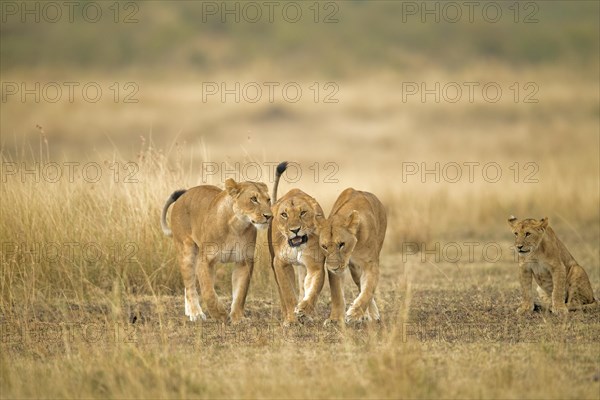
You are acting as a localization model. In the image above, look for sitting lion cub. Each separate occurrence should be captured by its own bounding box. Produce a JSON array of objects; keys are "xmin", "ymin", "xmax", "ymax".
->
[
  {"xmin": 319, "ymin": 188, "xmax": 387, "ymax": 324},
  {"xmin": 161, "ymin": 179, "xmax": 272, "ymax": 323},
  {"xmin": 508, "ymin": 216, "xmax": 597, "ymax": 314}
]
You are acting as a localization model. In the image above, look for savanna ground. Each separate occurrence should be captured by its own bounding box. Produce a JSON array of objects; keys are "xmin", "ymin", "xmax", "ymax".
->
[{"xmin": 1, "ymin": 1, "xmax": 600, "ymax": 399}]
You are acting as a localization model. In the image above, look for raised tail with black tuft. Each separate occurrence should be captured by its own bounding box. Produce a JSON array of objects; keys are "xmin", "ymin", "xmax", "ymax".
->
[
  {"xmin": 161, "ymin": 189, "xmax": 186, "ymax": 236},
  {"xmin": 268, "ymin": 162, "xmax": 289, "ymax": 282},
  {"xmin": 272, "ymin": 161, "xmax": 288, "ymax": 203}
]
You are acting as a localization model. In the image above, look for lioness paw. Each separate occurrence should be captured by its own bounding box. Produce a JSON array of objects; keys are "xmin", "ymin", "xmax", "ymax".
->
[
  {"xmin": 228, "ymin": 314, "xmax": 250, "ymax": 326},
  {"xmin": 185, "ymin": 294, "xmax": 207, "ymax": 322},
  {"xmin": 323, "ymin": 318, "xmax": 344, "ymax": 327},
  {"xmin": 516, "ymin": 303, "xmax": 534, "ymax": 315},
  {"xmin": 551, "ymin": 305, "xmax": 569, "ymax": 316},
  {"xmin": 188, "ymin": 312, "xmax": 207, "ymax": 322},
  {"xmin": 207, "ymin": 301, "xmax": 228, "ymax": 322},
  {"xmin": 345, "ymin": 315, "xmax": 369, "ymax": 326},
  {"xmin": 345, "ymin": 307, "xmax": 370, "ymax": 325},
  {"xmin": 294, "ymin": 307, "xmax": 313, "ymax": 324},
  {"xmin": 283, "ymin": 319, "xmax": 300, "ymax": 328}
]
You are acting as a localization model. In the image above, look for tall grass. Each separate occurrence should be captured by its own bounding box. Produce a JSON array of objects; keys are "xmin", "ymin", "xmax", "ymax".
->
[{"xmin": 1, "ymin": 62, "xmax": 599, "ymax": 399}]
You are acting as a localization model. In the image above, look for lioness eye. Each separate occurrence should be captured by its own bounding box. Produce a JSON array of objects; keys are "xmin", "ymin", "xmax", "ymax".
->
[
  {"xmin": 250, "ymin": 196, "xmax": 258, "ymax": 203},
  {"xmin": 281, "ymin": 212, "xmax": 288, "ymax": 218},
  {"xmin": 525, "ymin": 232, "xmax": 531, "ymax": 237},
  {"xmin": 321, "ymin": 244, "xmax": 327, "ymax": 250},
  {"xmin": 300, "ymin": 210, "xmax": 307, "ymax": 217},
  {"xmin": 514, "ymin": 232, "xmax": 518, "ymax": 236},
  {"xmin": 338, "ymin": 242, "xmax": 345, "ymax": 249}
]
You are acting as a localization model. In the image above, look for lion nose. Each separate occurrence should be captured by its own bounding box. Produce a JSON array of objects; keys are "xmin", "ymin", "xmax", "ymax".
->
[
  {"xmin": 264, "ymin": 213, "xmax": 272, "ymax": 221},
  {"xmin": 517, "ymin": 245, "xmax": 523, "ymax": 249},
  {"xmin": 290, "ymin": 227, "xmax": 300, "ymax": 235}
]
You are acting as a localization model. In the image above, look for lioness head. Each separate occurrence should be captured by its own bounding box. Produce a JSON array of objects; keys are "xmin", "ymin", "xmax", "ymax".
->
[
  {"xmin": 318, "ymin": 210, "xmax": 359, "ymax": 274},
  {"xmin": 508, "ymin": 215, "xmax": 548, "ymax": 255},
  {"xmin": 225, "ymin": 178, "xmax": 272, "ymax": 229},
  {"xmin": 275, "ymin": 195, "xmax": 323, "ymax": 248}
]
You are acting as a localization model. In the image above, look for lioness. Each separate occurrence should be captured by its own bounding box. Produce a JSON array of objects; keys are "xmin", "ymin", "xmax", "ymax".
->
[
  {"xmin": 269, "ymin": 162, "xmax": 326, "ymax": 325},
  {"xmin": 508, "ymin": 216, "xmax": 597, "ymax": 314},
  {"xmin": 161, "ymin": 179, "xmax": 272, "ymax": 323},
  {"xmin": 318, "ymin": 188, "xmax": 387, "ymax": 324}
]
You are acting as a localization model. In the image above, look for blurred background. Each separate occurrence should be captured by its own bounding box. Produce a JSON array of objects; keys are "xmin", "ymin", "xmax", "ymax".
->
[{"xmin": 1, "ymin": 4, "xmax": 599, "ymax": 398}]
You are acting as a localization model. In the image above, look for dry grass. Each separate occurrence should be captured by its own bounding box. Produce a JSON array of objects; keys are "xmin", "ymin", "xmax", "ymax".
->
[{"xmin": 1, "ymin": 62, "xmax": 599, "ymax": 398}]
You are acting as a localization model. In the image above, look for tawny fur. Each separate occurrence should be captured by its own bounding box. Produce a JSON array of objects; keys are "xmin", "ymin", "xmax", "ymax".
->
[
  {"xmin": 268, "ymin": 163, "xmax": 326, "ymax": 325},
  {"xmin": 162, "ymin": 179, "xmax": 272, "ymax": 323},
  {"xmin": 318, "ymin": 188, "xmax": 387, "ymax": 324},
  {"xmin": 508, "ymin": 216, "xmax": 597, "ymax": 315}
]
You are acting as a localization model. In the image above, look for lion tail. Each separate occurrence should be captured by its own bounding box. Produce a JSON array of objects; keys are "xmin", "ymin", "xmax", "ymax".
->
[
  {"xmin": 272, "ymin": 161, "xmax": 288, "ymax": 204},
  {"xmin": 161, "ymin": 189, "xmax": 187, "ymax": 237}
]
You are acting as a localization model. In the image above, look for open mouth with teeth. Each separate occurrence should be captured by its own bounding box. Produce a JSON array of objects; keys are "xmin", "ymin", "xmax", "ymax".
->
[
  {"xmin": 518, "ymin": 249, "xmax": 530, "ymax": 254},
  {"xmin": 288, "ymin": 235, "xmax": 308, "ymax": 247}
]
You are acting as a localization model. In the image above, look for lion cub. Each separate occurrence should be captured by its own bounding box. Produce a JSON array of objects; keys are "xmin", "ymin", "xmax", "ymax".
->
[
  {"xmin": 319, "ymin": 188, "xmax": 387, "ymax": 324},
  {"xmin": 508, "ymin": 216, "xmax": 597, "ymax": 314},
  {"xmin": 161, "ymin": 179, "xmax": 272, "ymax": 323}
]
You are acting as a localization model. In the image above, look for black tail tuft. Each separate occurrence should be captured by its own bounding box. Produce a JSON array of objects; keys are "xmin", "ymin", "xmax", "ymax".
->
[
  {"xmin": 272, "ymin": 162, "xmax": 288, "ymax": 204},
  {"xmin": 276, "ymin": 161, "xmax": 288, "ymax": 176},
  {"xmin": 162, "ymin": 189, "xmax": 187, "ymax": 237},
  {"xmin": 171, "ymin": 189, "xmax": 186, "ymax": 202}
]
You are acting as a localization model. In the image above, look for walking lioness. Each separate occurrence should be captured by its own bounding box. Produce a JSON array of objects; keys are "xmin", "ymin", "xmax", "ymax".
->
[
  {"xmin": 269, "ymin": 162, "xmax": 326, "ymax": 325},
  {"xmin": 318, "ymin": 188, "xmax": 387, "ymax": 324},
  {"xmin": 161, "ymin": 179, "xmax": 272, "ymax": 323},
  {"xmin": 508, "ymin": 216, "xmax": 597, "ymax": 314}
]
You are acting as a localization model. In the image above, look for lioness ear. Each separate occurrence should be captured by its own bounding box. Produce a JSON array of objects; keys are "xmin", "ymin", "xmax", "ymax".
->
[
  {"xmin": 539, "ymin": 217, "xmax": 548, "ymax": 229},
  {"xmin": 347, "ymin": 210, "xmax": 360, "ymax": 234},
  {"xmin": 225, "ymin": 178, "xmax": 240, "ymax": 197},
  {"xmin": 508, "ymin": 215, "xmax": 518, "ymax": 227},
  {"xmin": 314, "ymin": 212, "xmax": 325, "ymax": 230}
]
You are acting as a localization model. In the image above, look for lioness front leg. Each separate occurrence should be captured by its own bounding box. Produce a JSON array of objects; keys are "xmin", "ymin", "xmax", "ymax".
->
[
  {"xmin": 517, "ymin": 264, "xmax": 534, "ymax": 314},
  {"xmin": 295, "ymin": 261, "xmax": 325, "ymax": 322},
  {"xmin": 274, "ymin": 259, "xmax": 299, "ymax": 325},
  {"xmin": 550, "ymin": 262, "xmax": 568, "ymax": 315},
  {"xmin": 230, "ymin": 259, "xmax": 254, "ymax": 324},
  {"xmin": 324, "ymin": 270, "xmax": 345, "ymax": 326},
  {"xmin": 346, "ymin": 262, "xmax": 379, "ymax": 324},
  {"xmin": 197, "ymin": 257, "xmax": 228, "ymax": 321}
]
